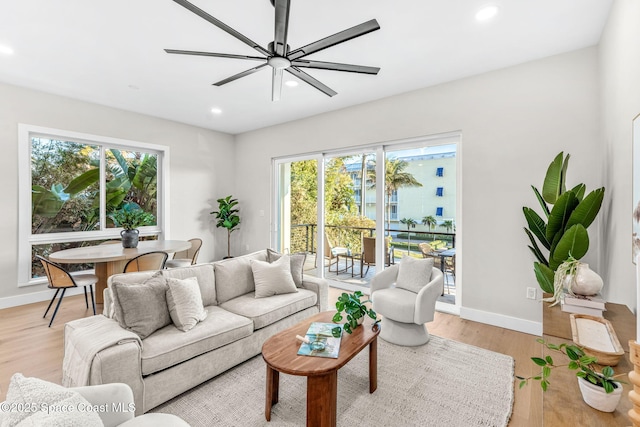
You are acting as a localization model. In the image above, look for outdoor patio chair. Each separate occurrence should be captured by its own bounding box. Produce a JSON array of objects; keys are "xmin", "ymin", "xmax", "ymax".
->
[
  {"xmin": 443, "ymin": 254, "xmax": 456, "ymax": 294},
  {"xmin": 360, "ymin": 236, "xmax": 394, "ymax": 277},
  {"xmin": 123, "ymin": 251, "xmax": 168, "ymax": 272},
  {"xmin": 165, "ymin": 238, "xmax": 202, "ymax": 269},
  {"xmin": 418, "ymin": 242, "xmax": 442, "ymax": 269},
  {"xmin": 36, "ymin": 255, "xmax": 97, "ymax": 327}
]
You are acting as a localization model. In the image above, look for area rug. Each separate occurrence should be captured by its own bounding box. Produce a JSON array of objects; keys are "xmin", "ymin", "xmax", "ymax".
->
[{"xmin": 152, "ymin": 335, "xmax": 514, "ymax": 426}]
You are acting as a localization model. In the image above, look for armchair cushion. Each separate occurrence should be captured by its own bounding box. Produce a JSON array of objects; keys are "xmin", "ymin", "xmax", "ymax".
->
[
  {"xmin": 4, "ymin": 373, "xmax": 103, "ymax": 427},
  {"xmin": 111, "ymin": 271, "xmax": 171, "ymax": 339},
  {"xmin": 371, "ymin": 287, "xmax": 417, "ymax": 323},
  {"xmin": 166, "ymin": 277, "xmax": 208, "ymax": 332},
  {"xmin": 395, "ymin": 257, "xmax": 434, "ymax": 293}
]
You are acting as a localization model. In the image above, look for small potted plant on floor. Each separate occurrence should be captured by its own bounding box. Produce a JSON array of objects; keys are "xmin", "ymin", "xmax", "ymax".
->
[
  {"xmin": 210, "ymin": 195, "xmax": 240, "ymax": 259},
  {"xmin": 517, "ymin": 339, "xmax": 625, "ymax": 412},
  {"xmin": 110, "ymin": 205, "xmax": 155, "ymax": 248},
  {"xmin": 331, "ymin": 290, "xmax": 379, "ymax": 336}
]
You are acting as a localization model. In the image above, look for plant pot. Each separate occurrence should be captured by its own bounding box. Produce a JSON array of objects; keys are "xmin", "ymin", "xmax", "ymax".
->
[
  {"xmin": 120, "ymin": 229, "xmax": 139, "ymax": 248},
  {"xmin": 577, "ymin": 377, "xmax": 622, "ymax": 412},
  {"xmin": 565, "ymin": 263, "xmax": 603, "ymax": 296}
]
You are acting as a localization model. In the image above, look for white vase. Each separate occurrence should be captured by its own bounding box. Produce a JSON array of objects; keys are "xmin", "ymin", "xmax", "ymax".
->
[
  {"xmin": 567, "ymin": 263, "xmax": 603, "ymax": 296},
  {"xmin": 577, "ymin": 377, "xmax": 622, "ymax": 412}
]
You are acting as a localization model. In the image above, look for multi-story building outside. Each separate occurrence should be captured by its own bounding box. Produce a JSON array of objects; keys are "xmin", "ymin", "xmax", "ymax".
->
[{"xmin": 346, "ymin": 145, "xmax": 456, "ymax": 233}]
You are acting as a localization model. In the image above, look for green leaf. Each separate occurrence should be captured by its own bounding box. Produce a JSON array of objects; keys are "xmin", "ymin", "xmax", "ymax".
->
[
  {"xmin": 602, "ymin": 366, "xmax": 614, "ymax": 378},
  {"xmin": 523, "ymin": 208, "xmax": 550, "ymax": 249},
  {"xmin": 568, "ymin": 361, "xmax": 579, "ymax": 370},
  {"xmin": 552, "ymin": 224, "xmax": 589, "ymax": 263},
  {"xmin": 545, "ymin": 355, "xmax": 553, "ymax": 364},
  {"xmin": 531, "ymin": 186, "xmax": 550, "ymax": 218},
  {"xmin": 64, "ymin": 168, "xmax": 99, "ymax": 195},
  {"xmin": 603, "ymin": 381, "xmax": 614, "ymax": 394},
  {"xmin": 332, "ymin": 312, "xmax": 342, "ymax": 323},
  {"xmin": 542, "ymin": 152, "xmax": 567, "ymax": 204},
  {"xmin": 519, "ymin": 381, "xmax": 527, "ymax": 389},
  {"xmin": 565, "ymin": 188, "xmax": 605, "ymax": 231},
  {"xmin": 543, "ymin": 366, "xmax": 551, "ymax": 378},
  {"xmin": 541, "ymin": 380, "xmax": 548, "ymax": 392},
  {"xmin": 533, "ymin": 262, "xmax": 555, "ymax": 293},
  {"xmin": 331, "ymin": 327, "xmax": 342, "ymax": 338},
  {"xmin": 532, "ymin": 357, "xmax": 547, "ymax": 367},
  {"xmin": 569, "ymin": 183, "xmax": 586, "ymax": 201},
  {"xmin": 565, "ymin": 346, "xmax": 581, "ymax": 361},
  {"xmin": 546, "ymin": 191, "xmax": 579, "ymax": 243}
]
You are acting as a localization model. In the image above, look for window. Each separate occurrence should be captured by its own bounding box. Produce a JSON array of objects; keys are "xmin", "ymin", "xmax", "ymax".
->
[
  {"xmin": 436, "ymin": 207, "xmax": 444, "ymax": 216},
  {"xmin": 390, "ymin": 204, "xmax": 398, "ymax": 220},
  {"xmin": 19, "ymin": 125, "xmax": 169, "ymax": 286},
  {"xmin": 436, "ymin": 187, "xmax": 444, "ymax": 197},
  {"xmin": 436, "ymin": 167, "xmax": 444, "ymax": 177},
  {"xmin": 390, "ymin": 190, "xmax": 398, "ymax": 202}
]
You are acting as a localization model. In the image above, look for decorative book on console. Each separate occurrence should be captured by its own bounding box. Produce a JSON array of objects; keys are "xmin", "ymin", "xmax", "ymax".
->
[
  {"xmin": 562, "ymin": 292, "xmax": 605, "ymax": 309},
  {"xmin": 560, "ymin": 294, "xmax": 605, "ymax": 317},
  {"xmin": 297, "ymin": 322, "xmax": 342, "ymax": 358}
]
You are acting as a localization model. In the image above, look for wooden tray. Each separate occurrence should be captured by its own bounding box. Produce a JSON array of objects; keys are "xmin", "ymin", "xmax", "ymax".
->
[{"xmin": 569, "ymin": 314, "xmax": 625, "ymax": 366}]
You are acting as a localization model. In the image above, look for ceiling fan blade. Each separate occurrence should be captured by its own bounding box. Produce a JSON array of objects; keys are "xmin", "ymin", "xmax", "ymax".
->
[
  {"xmin": 165, "ymin": 49, "xmax": 267, "ymax": 62},
  {"xmin": 272, "ymin": 68, "xmax": 284, "ymax": 101},
  {"xmin": 172, "ymin": 0, "xmax": 271, "ymax": 57},
  {"xmin": 286, "ymin": 67, "xmax": 337, "ymax": 97},
  {"xmin": 273, "ymin": 0, "xmax": 291, "ymax": 56},
  {"xmin": 291, "ymin": 60, "xmax": 379, "ymax": 74},
  {"xmin": 213, "ymin": 63, "xmax": 268, "ymax": 86},
  {"xmin": 288, "ymin": 19, "xmax": 380, "ymax": 61}
]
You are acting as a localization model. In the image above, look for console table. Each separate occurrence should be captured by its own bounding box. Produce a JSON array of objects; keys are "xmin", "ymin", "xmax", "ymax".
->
[{"xmin": 543, "ymin": 301, "xmax": 635, "ymax": 426}]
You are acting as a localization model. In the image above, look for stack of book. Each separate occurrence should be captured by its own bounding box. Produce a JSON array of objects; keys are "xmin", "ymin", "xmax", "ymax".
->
[{"xmin": 560, "ymin": 292, "xmax": 606, "ymax": 317}]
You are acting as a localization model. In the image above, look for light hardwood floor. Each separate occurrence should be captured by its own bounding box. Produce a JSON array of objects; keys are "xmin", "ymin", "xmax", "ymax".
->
[{"xmin": 0, "ymin": 287, "xmax": 542, "ymax": 426}]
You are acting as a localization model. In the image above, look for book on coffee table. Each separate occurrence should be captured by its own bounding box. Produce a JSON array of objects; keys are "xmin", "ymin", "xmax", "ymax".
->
[{"xmin": 297, "ymin": 322, "xmax": 342, "ymax": 358}]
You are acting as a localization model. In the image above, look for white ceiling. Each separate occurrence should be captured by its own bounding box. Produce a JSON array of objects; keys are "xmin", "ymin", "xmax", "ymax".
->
[{"xmin": 0, "ymin": 0, "xmax": 612, "ymax": 135}]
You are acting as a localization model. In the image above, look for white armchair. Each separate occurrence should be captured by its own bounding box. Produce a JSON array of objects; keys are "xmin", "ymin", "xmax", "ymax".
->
[{"xmin": 371, "ymin": 260, "xmax": 443, "ymax": 346}]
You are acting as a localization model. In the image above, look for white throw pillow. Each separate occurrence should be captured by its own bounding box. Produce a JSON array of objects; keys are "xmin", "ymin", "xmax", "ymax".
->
[
  {"xmin": 166, "ymin": 277, "xmax": 208, "ymax": 332},
  {"xmin": 267, "ymin": 248, "xmax": 306, "ymax": 287},
  {"xmin": 4, "ymin": 373, "xmax": 104, "ymax": 427},
  {"xmin": 396, "ymin": 256, "xmax": 434, "ymax": 293},
  {"xmin": 251, "ymin": 255, "xmax": 298, "ymax": 298}
]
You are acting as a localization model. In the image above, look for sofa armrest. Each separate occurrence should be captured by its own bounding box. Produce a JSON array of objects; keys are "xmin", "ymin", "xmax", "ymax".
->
[
  {"xmin": 415, "ymin": 267, "xmax": 444, "ymax": 324},
  {"xmin": 74, "ymin": 383, "xmax": 135, "ymax": 427},
  {"xmin": 300, "ymin": 276, "xmax": 329, "ymax": 312}
]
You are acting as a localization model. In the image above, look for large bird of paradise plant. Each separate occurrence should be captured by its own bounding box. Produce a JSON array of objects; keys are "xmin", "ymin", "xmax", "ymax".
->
[{"xmin": 523, "ymin": 152, "xmax": 605, "ymax": 294}]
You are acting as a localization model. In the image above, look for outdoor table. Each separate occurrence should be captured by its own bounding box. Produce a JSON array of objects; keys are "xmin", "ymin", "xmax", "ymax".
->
[{"xmin": 49, "ymin": 240, "xmax": 191, "ymax": 304}]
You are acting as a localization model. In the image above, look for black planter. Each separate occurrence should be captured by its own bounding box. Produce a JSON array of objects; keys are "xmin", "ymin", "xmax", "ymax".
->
[{"xmin": 120, "ymin": 229, "xmax": 139, "ymax": 248}]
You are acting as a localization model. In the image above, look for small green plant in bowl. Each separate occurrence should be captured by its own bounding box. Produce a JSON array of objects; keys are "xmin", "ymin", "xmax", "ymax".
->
[
  {"xmin": 331, "ymin": 290, "xmax": 380, "ymax": 337},
  {"xmin": 110, "ymin": 206, "xmax": 155, "ymax": 230}
]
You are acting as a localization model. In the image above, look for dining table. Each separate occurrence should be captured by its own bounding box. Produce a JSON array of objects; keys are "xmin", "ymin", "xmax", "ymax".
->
[
  {"xmin": 49, "ymin": 240, "xmax": 191, "ymax": 304},
  {"xmin": 437, "ymin": 248, "xmax": 456, "ymax": 273}
]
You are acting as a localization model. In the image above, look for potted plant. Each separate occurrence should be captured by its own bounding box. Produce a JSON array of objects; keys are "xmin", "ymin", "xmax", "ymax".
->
[
  {"xmin": 546, "ymin": 255, "xmax": 604, "ymax": 306},
  {"xmin": 331, "ymin": 290, "xmax": 379, "ymax": 336},
  {"xmin": 110, "ymin": 205, "xmax": 155, "ymax": 248},
  {"xmin": 517, "ymin": 339, "xmax": 625, "ymax": 412},
  {"xmin": 522, "ymin": 152, "xmax": 605, "ymax": 301},
  {"xmin": 210, "ymin": 195, "xmax": 240, "ymax": 259}
]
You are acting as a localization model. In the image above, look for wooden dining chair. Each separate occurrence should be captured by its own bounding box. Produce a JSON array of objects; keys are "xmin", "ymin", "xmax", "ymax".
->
[
  {"xmin": 36, "ymin": 255, "xmax": 97, "ymax": 327},
  {"xmin": 123, "ymin": 251, "xmax": 169, "ymax": 273},
  {"xmin": 165, "ymin": 238, "xmax": 202, "ymax": 269}
]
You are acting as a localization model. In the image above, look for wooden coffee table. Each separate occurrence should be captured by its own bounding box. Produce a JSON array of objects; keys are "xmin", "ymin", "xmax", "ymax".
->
[{"xmin": 262, "ymin": 311, "xmax": 380, "ymax": 427}]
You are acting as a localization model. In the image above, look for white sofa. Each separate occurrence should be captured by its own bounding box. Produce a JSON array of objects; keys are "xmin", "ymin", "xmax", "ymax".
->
[{"xmin": 63, "ymin": 250, "xmax": 328, "ymax": 415}]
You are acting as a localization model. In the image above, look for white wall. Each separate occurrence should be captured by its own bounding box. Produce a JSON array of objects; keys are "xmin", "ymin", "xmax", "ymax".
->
[
  {"xmin": 599, "ymin": 0, "xmax": 640, "ymax": 311},
  {"xmin": 0, "ymin": 82, "xmax": 235, "ymax": 304},
  {"xmin": 234, "ymin": 47, "xmax": 601, "ymax": 332}
]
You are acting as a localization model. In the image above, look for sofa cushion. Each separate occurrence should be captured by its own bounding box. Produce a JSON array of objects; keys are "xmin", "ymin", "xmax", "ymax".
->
[
  {"xmin": 267, "ymin": 248, "xmax": 306, "ymax": 287},
  {"xmin": 396, "ymin": 256, "xmax": 434, "ymax": 293},
  {"xmin": 214, "ymin": 251, "xmax": 267, "ymax": 303},
  {"xmin": 140, "ymin": 306, "xmax": 253, "ymax": 376},
  {"xmin": 111, "ymin": 271, "xmax": 172, "ymax": 339},
  {"xmin": 161, "ymin": 264, "xmax": 217, "ymax": 306},
  {"xmin": 4, "ymin": 373, "xmax": 104, "ymax": 427},
  {"xmin": 251, "ymin": 255, "xmax": 298, "ymax": 298},
  {"xmin": 166, "ymin": 277, "xmax": 208, "ymax": 332},
  {"xmin": 220, "ymin": 289, "xmax": 317, "ymax": 330}
]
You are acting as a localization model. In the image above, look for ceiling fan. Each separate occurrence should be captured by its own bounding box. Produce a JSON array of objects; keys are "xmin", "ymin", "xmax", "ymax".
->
[{"xmin": 165, "ymin": 0, "xmax": 381, "ymax": 101}]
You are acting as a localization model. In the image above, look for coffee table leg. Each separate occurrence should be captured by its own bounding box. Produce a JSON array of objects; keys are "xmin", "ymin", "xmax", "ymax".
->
[
  {"xmin": 307, "ymin": 371, "xmax": 337, "ymax": 427},
  {"xmin": 265, "ymin": 365, "xmax": 279, "ymax": 421},
  {"xmin": 369, "ymin": 337, "xmax": 378, "ymax": 393}
]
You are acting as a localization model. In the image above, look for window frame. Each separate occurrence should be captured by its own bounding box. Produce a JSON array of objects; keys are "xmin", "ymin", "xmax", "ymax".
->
[
  {"xmin": 436, "ymin": 187, "xmax": 444, "ymax": 197},
  {"xmin": 18, "ymin": 124, "xmax": 171, "ymax": 287},
  {"xmin": 436, "ymin": 207, "xmax": 444, "ymax": 216}
]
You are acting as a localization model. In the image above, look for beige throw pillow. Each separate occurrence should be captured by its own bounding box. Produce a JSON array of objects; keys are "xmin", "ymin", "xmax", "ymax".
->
[
  {"xmin": 111, "ymin": 271, "xmax": 171, "ymax": 339},
  {"xmin": 166, "ymin": 277, "xmax": 208, "ymax": 332},
  {"xmin": 251, "ymin": 255, "xmax": 298, "ymax": 298},
  {"xmin": 396, "ymin": 256, "xmax": 434, "ymax": 293},
  {"xmin": 4, "ymin": 373, "xmax": 104, "ymax": 427},
  {"xmin": 267, "ymin": 248, "xmax": 306, "ymax": 287}
]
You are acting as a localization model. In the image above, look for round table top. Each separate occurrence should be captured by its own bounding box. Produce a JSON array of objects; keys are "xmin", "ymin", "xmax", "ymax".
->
[{"xmin": 49, "ymin": 240, "xmax": 192, "ymax": 264}]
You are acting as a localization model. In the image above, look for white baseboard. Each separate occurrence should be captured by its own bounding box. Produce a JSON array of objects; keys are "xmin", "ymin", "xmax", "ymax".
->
[
  {"xmin": 0, "ymin": 287, "xmax": 87, "ymax": 310},
  {"xmin": 460, "ymin": 306, "xmax": 542, "ymax": 336},
  {"xmin": 435, "ymin": 301, "xmax": 460, "ymax": 315}
]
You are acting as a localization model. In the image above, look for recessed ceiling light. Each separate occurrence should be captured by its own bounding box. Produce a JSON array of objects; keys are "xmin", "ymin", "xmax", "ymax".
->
[
  {"xmin": 0, "ymin": 44, "xmax": 14, "ymax": 55},
  {"xmin": 210, "ymin": 108, "xmax": 222, "ymax": 115},
  {"xmin": 285, "ymin": 80, "xmax": 299, "ymax": 87},
  {"xmin": 475, "ymin": 5, "xmax": 499, "ymax": 22}
]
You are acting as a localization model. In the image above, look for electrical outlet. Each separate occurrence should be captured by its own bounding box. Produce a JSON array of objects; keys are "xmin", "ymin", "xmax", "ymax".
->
[{"xmin": 526, "ymin": 287, "xmax": 536, "ymax": 300}]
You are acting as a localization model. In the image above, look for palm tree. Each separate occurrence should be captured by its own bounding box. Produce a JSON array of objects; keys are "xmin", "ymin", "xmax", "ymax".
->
[
  {"xmin": 400, "ymin": 217, "xmax": 417, "ymax": 255},
  {"xmin": 442, "ymin": 220, "xmax": 454, "ymax": 233},
  {"xmin": 369, "ymin": 158, "xmax": 422, "ymax": 235},
  {"xmin": 422, "ymin": 215, "xmax": 437, "ymax": 234}
]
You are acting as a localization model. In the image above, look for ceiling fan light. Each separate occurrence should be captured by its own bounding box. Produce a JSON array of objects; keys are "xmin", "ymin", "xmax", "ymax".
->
[
  {"xmin": 210, "ymin": 107, "xmax": 222, "ymax": 114},
  {"xmin": 285, "ymin": 80, "xmax": 298, "ymax": 87},
  {"xmin": 475, "ymin": 5, "xmax": 499, "ymax": 22},
  {"xmin": 268, "ymin": 56, "xmax": 291, "ymax": 69}
]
